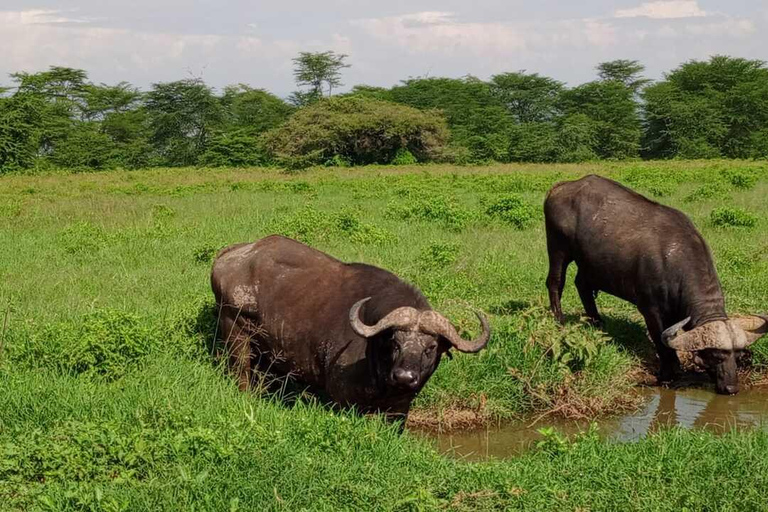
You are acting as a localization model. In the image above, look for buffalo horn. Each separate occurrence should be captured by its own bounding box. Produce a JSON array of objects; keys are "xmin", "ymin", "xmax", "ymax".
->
[
  {"xmin": 349, "ymin": 297, "xmax": 420, "ymax": 338},
  {"xmin": 661, "ymin": 317, "xmax": 691, "ymax": 348},
  {"xmin": 731, "ymin": 315, "xmax": 768, "ymax": 349},
  {"xmin": 418, "ymin": 310, "xmax": 491, "ymax": 353},
  {"xmin": 662, "ymin": 318, "xmax": 734, "ymax": 351}
]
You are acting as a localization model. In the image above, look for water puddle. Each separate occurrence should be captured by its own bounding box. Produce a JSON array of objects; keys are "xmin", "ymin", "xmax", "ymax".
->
[{"xmin": 422, "ymin": 386, "xmax": 768, "ymax": 460}]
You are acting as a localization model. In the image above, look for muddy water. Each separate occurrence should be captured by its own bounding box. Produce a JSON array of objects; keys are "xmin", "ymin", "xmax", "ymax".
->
[{"xmin": 423, "ymin": 387, "xmax": 768, "ymax": 461}]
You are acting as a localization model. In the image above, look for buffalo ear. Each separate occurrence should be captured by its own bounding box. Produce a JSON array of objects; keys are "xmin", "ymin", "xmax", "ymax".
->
[{"xmin": 438, "ymin": 337, "xmax": 453, "ymax": 359}]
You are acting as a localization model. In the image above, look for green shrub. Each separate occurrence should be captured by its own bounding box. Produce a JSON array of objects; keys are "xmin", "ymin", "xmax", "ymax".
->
[
  {"xmin": 710, "ymin": 206, "xmax": 758, "ymax": 228},
  {"xmin": 263, "ymin": 96, "xmax": 448, "ymax": 168},
  {"xmin": 270, "ymin": 205, "xmax": 328, "ymax": 243},
  {"xmin": 390, "ymin": 148, "xmax": 418, "ymax": 166},
  {"xmin": 6, "ymin": 310, "xmax": 162, "ymax": 379},
  {"xmin": 386, "ymin": 196, "xmax": 474, "ymax": 232},
  {"xmin": 333, "ymin": 208, "xmax": 394, "ymax": 245},
  {"xmin": 59, "ymin": 221, "xmax": 110, "ymax": 255},
  {"xmin": 198, "ymin": 131, "xmax": 270, "ymax": 167},
  {"xmin": 485, "ymin": 194, "xmax": 538, "ymax": 229},
  {"xmin": 418, "ymin": 242, "xmax": 460, "ymax": 269},
  {"xmin": 685, "ymin": 182, "xmax": 730, "ymax": 202},
  {"xmin": 618, "ymin": 166, "xmax": 678, "ymax": 197},
  {"xmin": 721, "ymin": 168, "xmax": 759, "ymax": 190},
  {"xmin": 49, "ymin": 123, "xmax": 120, "ymax": 170},
  {"xmin": 193, "ymin": 244, "xmax": 220, "ymax": 264}
]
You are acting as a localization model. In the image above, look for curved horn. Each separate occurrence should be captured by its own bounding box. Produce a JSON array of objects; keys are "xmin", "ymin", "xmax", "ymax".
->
[
  {"xmin": 418, "ymin": 310, "xmax": 491, "ymax": 353},
  {"xmin": 731, "ymin": 315, "xmax": 768, "ymax": 349},
  {"xmin": 664, "ymin": 319, "xmax": 733, "ymax": 352},
  {"xmin": 348, "ymin": 298, "xmax": 420, "ymax": 338},
  {"xmin": 661, "ymin": 317, "xmax": 691, "ymax": 347}
]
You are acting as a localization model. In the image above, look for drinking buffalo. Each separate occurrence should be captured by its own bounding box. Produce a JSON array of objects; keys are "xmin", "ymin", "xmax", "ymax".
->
[
  {"xmin": 544, "ymin": 175, "xmax": 767, "ymax": 394},
  {"xmin": 210, "ymin": 235, "xmax": 490, "ymax": 420}
]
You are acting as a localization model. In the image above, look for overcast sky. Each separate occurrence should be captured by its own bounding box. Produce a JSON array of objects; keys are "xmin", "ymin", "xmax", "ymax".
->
[{"xmin": 2, "ymin": 0, "xmax": 766, "ymax": 96}]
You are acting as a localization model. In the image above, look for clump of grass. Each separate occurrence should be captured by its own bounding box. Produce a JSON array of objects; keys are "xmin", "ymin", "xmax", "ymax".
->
[
  {"xmin": 270, "ymin": 205, "xmax": 328, "ymax": 243},
  {"xmin": 618, "ymin": 166, "xmax": 680, "ymax": 197},
  {"xmin": 0, "ymin": 199, "xmax": 22, "ymax": 218},
  {"xmin": 59, "ymin": 221, "xmax": 109, "ymax": 255},
  {"xmin": 6, "ymin": 310, "xmax": 163, "ymax": 380},
  {"xmin": 415, "ymin": 308, "xmax": 636, "ymax": 423},
  {"xmin": 151, "ymin": 203, "xmax": 176, "ymax": 220},
  {"xmin": 419, "ymin": 242, "xmax": 460, "ymax": 269},
  {"xmin": 685, "ymin": 182, "xmax": 731, "ymax": 202},
  {"xmin": 710, "ymin": 206, "xmax": 758, "ymax": 228},
  {"xmin": 485, "ymin": 194, "xmax": 538, "ymax": 229},
  {"xmin": 721, "ymin": 168, "xmax": 759, "ymax": 190},
  {"xmin": 192, "ymin": 244, "xmax": 221, "ymax": 264},
  {"xmin": 387, "ymin": 196, "xmax": 475, "ymax": 232},
  {"xmin": 333, "ymin": 208, "xmax": 394, "ymax": 245}
]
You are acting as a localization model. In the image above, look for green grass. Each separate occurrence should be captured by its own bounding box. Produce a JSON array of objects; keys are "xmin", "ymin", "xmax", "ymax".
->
[{"xmin": 2, "ymin": 160, "xmax": 768, "ymax": 509}]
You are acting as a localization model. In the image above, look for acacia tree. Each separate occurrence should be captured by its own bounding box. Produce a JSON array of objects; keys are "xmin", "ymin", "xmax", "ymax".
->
[
  {"xmin": 145, "ymin": 79, "xmax": 223, "ymax": 166},
  {"xmin": 291, "ymin": 51, "xmax": 350, "ymax": 105},
  {"xmin": 597, "ymin": 60, "xmax": 651, "ymax": 93},
  {"xmin": 489, "ymin": 71, "xmax": 564, "ymax": 123}
]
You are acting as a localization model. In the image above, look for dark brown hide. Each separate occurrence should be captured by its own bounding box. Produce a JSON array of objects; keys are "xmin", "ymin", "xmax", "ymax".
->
[
  {"xmin": 211, "ymin": 235, "xmax": 489, "ymax": 419},
  {"xmin": 543, "ymin": 175, "xmax": 765, "ymax": 394}
]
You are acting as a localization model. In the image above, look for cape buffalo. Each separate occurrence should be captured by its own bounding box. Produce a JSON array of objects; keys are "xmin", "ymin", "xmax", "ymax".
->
[
  {"xmin": 544, "ymin": 175, "xmax": 767, "ymax": 395},
  {"xmin": 210, "ymin": 235, "xmax": 490, "ymax": 420}
]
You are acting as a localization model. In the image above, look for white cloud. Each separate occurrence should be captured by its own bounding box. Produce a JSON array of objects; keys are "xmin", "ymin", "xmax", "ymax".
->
[
  {"xmin": 0, "ymin": 9, "xmax": 345, "ymax": 92},
  {"xmin": 615, "ymin": 1, "xmax": 707, "ymax": 19},
  {"xmin": 352, "ymin": 11, "xmax": 627, "ymax": 57}
]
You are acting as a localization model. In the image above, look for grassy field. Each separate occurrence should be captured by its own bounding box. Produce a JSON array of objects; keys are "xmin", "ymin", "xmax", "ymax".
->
[{"xmin": 1, "ymin": 160, "xmax": 768, "ymax": 510}]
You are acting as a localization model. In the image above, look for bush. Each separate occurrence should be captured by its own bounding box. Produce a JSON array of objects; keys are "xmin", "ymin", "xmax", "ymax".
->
[
  {"xmin": 198, "ymin": 131, "xmax": 270, "ymax": 167},
  {"xmin": 6, "ymin": 310, "xmax": 162, "ymax": 379},
  {"xmin": 710, "ymin": 206, "xmax": 758, "ymax": 228},
  {"xmin": 262, "ymin": 97, "xmax": 449, "ymax": 168},
  {"xmin": 387, "ymin": 196, "xmax": 475, "ymax": 232},
  {"xmin": 390, "ymin": 148, "xmax": 418, "ymax": 166},
  {"xmin": 48, "ymin": 123, "xmax": 119, "ymax": 170},
  {"xmin": 418, "ymin": 242, "xmax": 460, "ymax": 269},
  {"xmin": 485, "ymin": 194, "xmax": 538, "ymax": 229},
  {"xmin": 685, "ymin": 182, "xmax": 730, "ymax": 202},
  {"xmin": 721, "ymin": 168, "xmax": 759, "ymax": 190}
]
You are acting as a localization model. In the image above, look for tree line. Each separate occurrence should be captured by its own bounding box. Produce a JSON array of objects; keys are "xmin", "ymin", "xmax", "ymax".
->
[{"xmin": 1, "ymin": 53, "xmax": 767, "ymax": 173}]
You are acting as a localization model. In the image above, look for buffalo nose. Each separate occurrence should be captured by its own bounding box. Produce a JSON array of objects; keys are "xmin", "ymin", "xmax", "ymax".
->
[
  {"xmin": 723, "ymin": 384, "xmax": 739, "ymax": 395},
  {"xmin": 393, "ymin": 369, "xmax": 419, "ymax": 389}
]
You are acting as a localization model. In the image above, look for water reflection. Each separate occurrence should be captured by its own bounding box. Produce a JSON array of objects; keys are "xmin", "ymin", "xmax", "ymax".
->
[{"xmin": 422, "ymin": 387, "xmax": 768, "ymax": 461}]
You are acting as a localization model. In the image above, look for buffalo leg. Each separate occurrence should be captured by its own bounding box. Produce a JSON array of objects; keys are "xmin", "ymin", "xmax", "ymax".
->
[
  {"xmin": 642, "ymin": 309, "xmax": 680, "ymax": 383},
  {"xmin": 546, "ymin": 251, "xmax": 571, "ymax": 324},
  {"xmin": 575, "ymin": 271, "xmax": 601, "ymax": 326},
  {"xmin": 220, "ymin": 314, "xmax": 252, "ymax": 391}
]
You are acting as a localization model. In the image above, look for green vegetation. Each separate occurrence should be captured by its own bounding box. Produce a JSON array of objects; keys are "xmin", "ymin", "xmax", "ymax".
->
[
  {"xmin": 2, "ymin": 161, "xmax": 768, "ymax": 509},
  {"xmin": 4, "ymin": 55, "xmax": 768, "ymax": 172}
]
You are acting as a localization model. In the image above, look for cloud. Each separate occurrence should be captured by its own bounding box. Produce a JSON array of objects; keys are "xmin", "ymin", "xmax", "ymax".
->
[
  {"xmin": 16, "ymin": 8, "xmax": 98, "ymax": 25},
  {"xmin": 351, "ymin": 11, "xmax": 627, "ymax": 58},
  {"xmin": 615, "ymin": 1, "xmax": 707, "ymax": 19},
  {"xmin": 352, "ymin": 11, "xmax": 528, "ymax": 54},
  {"xmin": 0, "ymin": 9, "xmax": 346, "ymax": 92}
]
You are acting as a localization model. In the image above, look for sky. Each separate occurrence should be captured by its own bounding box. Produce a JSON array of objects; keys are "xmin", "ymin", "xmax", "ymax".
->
[{"xmin": 2, "ymin": 0, "xmax": 766, "ymax": 96}]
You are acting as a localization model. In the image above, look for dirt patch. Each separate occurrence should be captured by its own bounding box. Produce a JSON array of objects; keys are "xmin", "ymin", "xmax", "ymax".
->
[{"xmin": 407, "ymin": 408, "xmax": 494, "ymax": 432}]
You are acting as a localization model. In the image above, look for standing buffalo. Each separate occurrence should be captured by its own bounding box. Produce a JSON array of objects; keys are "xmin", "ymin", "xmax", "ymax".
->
[
  {"xmin": 544, "ymin": 175, "xmax": 767, "ymax": 394},
  {"xmin": 211, "ymin": 235, "xmax": 490, "ymax": 420}
]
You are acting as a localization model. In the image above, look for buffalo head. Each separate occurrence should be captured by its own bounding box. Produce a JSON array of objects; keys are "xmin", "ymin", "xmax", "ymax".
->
[
  {"xmin": 662, "ymin": 315, "xmax": 768, "ymax": 394},
  {"xmin": 349, "ymin": 298, "xmax": 490, "ymax": 392}
]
